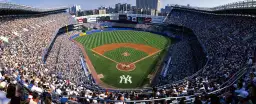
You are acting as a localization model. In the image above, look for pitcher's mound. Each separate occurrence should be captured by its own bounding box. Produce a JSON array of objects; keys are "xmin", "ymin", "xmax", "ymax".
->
[
  {"xmin": 122, "ymin": 52, "xmax": 130, "ymax": 56},
  {"xmin": 116, "ymin": 62, "xmax": 136, "ymax": 72}
]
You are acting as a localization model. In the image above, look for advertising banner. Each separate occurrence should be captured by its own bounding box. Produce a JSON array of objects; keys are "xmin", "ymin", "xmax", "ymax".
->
[
  {"xmin": 144, "ymin": 17, "xmax": 152, "ymax": 23},
  {"xmin": 77, "ymin": 18, "xmax": 83, "ymax": 23}
]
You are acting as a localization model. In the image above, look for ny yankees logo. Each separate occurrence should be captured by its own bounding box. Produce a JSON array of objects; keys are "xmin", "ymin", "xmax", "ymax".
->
[{"xmin": 119, "ymin": 75, "xmax": 132, "ymax": 84}]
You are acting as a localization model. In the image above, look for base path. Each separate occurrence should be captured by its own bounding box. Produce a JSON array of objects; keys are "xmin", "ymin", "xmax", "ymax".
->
[
  {"xmin": 129, "ymin": 50, "xmax": 161, "ymax": 65},
  {"xmin": 92, "ymin": 43, "xmax": 159, "ymax": 55},
  {"xmin": 91, "ymin": 49, "xmax": 119, "ymax": 64}
]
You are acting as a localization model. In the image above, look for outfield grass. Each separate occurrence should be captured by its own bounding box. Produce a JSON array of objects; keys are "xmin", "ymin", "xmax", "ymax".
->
[{"xmin": 75, "ymin": 30, "xmax": 170, "ymax": 88}]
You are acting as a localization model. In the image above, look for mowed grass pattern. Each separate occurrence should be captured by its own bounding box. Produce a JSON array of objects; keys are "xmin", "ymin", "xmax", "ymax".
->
[
  {"xmin": 75, "ymin": 30, "xmax": 168, "ymax": 49},
  {"xmin": 75, "ymin": 30, "xmax": 170, "ymax": 88}
]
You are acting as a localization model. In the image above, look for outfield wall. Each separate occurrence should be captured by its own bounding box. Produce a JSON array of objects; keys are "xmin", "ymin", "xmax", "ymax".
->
[
  {"xmin": 70, "ymin": 27, "xmax": 182, "ymax": 40},
  {"xmin": 69, "ymin": 28, "xmax": 134, "ymax": 40},
  {"xmin": 76, "ymin": 14, "xmax": 165, "ymax": 23}
]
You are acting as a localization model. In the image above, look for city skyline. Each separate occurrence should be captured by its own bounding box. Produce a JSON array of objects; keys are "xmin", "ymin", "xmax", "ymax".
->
[
  {"xmin": 1, "ymin": 0, "xmax": 241, "ymax": 10},
  {"xmin": 136, "ymin": 0, "xmax": 160, "ymax": 10}
]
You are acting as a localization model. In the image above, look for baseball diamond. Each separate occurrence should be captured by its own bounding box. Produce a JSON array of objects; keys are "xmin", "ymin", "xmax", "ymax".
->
[{"xmin": 75, "ymin": 30, "xmax": 170, "ymax": 88}]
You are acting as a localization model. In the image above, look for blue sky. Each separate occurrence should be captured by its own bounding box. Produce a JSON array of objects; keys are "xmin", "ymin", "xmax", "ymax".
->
[{"xmin": 1, "ymin": 0, "xmax": 241, "ymax": 10}]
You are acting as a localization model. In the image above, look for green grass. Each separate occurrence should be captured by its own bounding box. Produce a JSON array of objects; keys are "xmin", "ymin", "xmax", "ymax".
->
[
  {"xmin": 104, "ymin": 47, "xmax": 148, "ymax": 62},
  {"xmin": 75, "ymin": 30, "xmax": 170, "ymax": 88}
]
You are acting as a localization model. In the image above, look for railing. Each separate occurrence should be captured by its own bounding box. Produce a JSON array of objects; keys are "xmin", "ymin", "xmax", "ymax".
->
[{"xmin": 212, "ymin": 0, "xmax": 256, "ymax": 11}]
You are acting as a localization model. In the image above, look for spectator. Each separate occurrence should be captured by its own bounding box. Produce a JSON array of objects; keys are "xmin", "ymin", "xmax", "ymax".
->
[
  {"xmin": 44, "ymin": 95, "xmax": 53, "ymax": 104},
  {"xmin": 237, "ymin": 91, "xmax": 253, "ymax": 104},
  {"xmin": 115, "ymin": 94, "xmax": 125, "ymax": 104},
  {"xmin": 30, "ymin": 92, "xmax": 40, "ymax": 104},
  {"xmin": 7, "ymin": 84, "xmax": 21, "ymax": 104},
  {"xmin": 194, "ymin": 96, "xmax": 202, "ymax": 104},
  {"xmin": 60, "ymin": 92, "xmax": 69, "ymax": 104}
]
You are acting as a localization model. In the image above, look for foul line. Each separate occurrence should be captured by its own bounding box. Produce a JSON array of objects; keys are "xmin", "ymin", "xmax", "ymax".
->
[
  {"xmin": 91, "ymin": 48, "xmax": 162, "ymax": 67},
  {"xmin": 128, "ymin": 50, "xmax": 162, "ymax": 66},
  {"xmin": 91, "ymin": 49, "xmax": 119, "ymax": 64}
]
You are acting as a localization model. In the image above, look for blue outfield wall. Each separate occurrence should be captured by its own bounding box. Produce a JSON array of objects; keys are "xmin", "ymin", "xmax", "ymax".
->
[
  {"xmin": 86, "ymin": 28, "xmax": 133, "ymax": 35},
  {"xmin": 69, "ymin": 34, "xmax": 80, "ymax": 40},
  {"xmin": 69, "ymin": 28, "xmax": 134, "ymax": 40},
  {"xmin": 70, "ymin": 27, "xmax": 182, "ymax": 40}
]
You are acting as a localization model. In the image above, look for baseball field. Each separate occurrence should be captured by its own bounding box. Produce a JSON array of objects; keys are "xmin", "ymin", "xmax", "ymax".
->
[{"xmin": 74, "ymin": 30, "xmax": 170, "ymax": 88}]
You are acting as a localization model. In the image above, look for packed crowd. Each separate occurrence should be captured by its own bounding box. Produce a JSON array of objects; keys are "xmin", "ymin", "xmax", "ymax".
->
[
  {"xmin": 156, "ymin": 8, "xmax": 256, "ymax": 103},
  {"xmin": 0, "ymin": 7, "xmax": 256, "ymax": 104},
  {"xmin": 0, "ymin": 12, "xmax": 85, "ymax": 103},
  {"xmin": 157, "ymin": 39, "xmax": 197, "ymax": 85}
]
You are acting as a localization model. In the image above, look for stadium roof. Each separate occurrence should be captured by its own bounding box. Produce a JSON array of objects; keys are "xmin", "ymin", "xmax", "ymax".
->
[
  {"xmin": 0, "ymin": 2, "xmax": 68, "ymax": 12},
  {"xmin": 170, "ymin": 0, "xmax": 256, "ymax": 11}
]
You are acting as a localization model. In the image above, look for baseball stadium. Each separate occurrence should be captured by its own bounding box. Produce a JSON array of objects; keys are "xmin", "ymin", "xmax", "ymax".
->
[
  {"xmin": 1, "ymin": 0, "xmax": 256, "ymax": 104},
  {"xmin": 74, "ymin": 29, "xmax": 171, "ymax": 88}
]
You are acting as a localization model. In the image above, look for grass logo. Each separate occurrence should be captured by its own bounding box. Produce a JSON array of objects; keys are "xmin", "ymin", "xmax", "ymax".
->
[{"xmin": 119, "ymin": 75, "xmax": 132, "ymax": 84}]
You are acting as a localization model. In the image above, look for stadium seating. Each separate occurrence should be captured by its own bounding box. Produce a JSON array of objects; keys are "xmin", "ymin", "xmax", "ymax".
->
[{"xmin": 1, "ymin": 4, "xmax": 256, "ymax": 104}]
